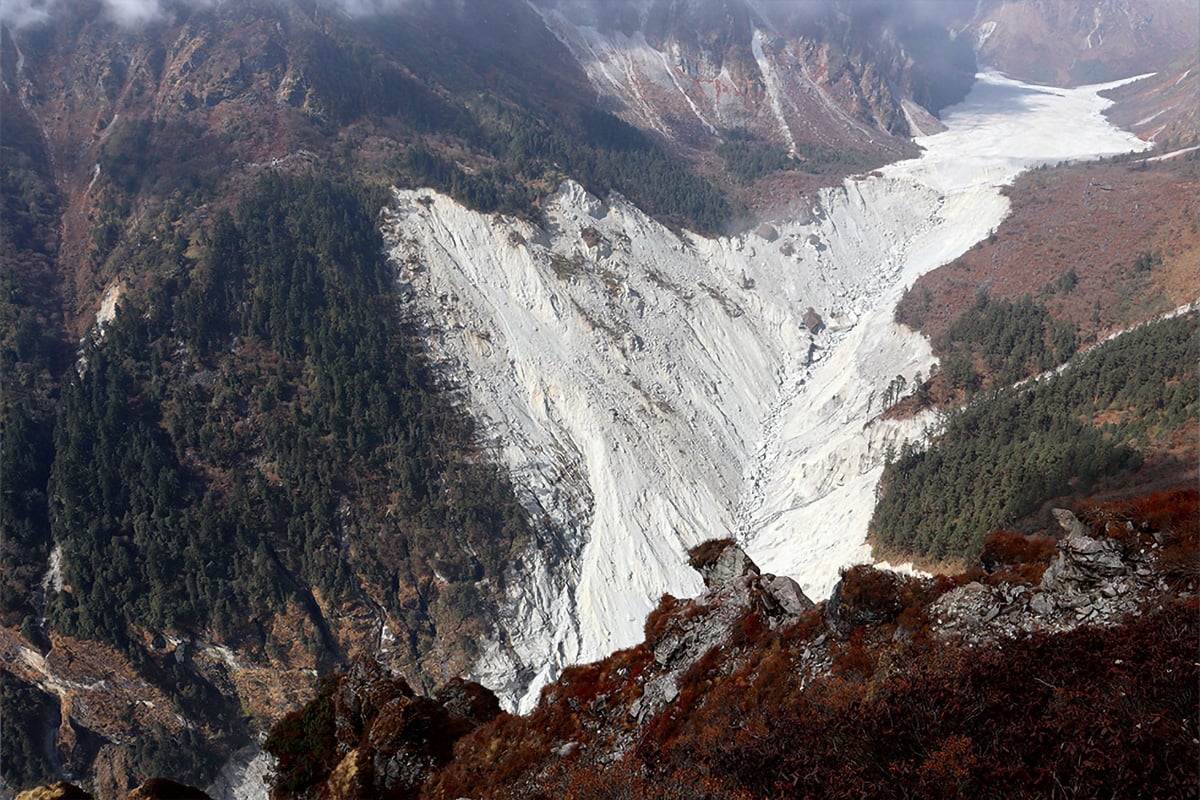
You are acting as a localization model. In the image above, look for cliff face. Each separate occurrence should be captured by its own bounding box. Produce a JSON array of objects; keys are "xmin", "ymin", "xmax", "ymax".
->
[
  {"xmin": 534, "ymin": 0, "xmax": 977, "ymax": 161},
  {"xmin": 965, "ymin": 0, "xmax": 1200, "ymax": 87},
  {"xmin": 267, "ymin": 489, "xmax": 1199, "ymax": 799}
]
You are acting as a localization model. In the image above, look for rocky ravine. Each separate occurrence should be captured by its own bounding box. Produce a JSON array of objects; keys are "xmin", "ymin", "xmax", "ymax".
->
[{"xmin": 383, "ymin": 70, "xmax": 1151, "ymax": 711}]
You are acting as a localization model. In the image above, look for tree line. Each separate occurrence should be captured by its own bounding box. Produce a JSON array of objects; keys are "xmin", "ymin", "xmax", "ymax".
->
[{"xmin": 872, "ymin": 311, "xmax": 1197, "ymax": 560}]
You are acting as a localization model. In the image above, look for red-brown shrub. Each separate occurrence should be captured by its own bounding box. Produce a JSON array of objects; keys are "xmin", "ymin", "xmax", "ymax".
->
[
  {"xmin": 979, "ymin": 529, "xmax": 1057, "ymax": 579},
  {"xmin": 686, "ymin": 538, "xmax": 736, "ymax": 571}
]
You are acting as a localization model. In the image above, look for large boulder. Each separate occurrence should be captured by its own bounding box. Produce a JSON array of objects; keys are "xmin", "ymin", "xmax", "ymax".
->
[{"xmin": 824, "ymin": 565, "xmax": 910, "ymax": 640}]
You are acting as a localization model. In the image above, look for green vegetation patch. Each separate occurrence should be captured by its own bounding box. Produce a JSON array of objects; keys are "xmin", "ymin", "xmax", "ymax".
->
[
  {"xmin": 872, "ymin": 312, "xmax": 1198, "ymax": 560},
  {"xmin": 902, "ymin": 291, "xmax": 1079, "ymax": 396},
  {"xmin": 48, "ymin": 173, "xmax": 530, "ymax": 669},
  {"xmin": 717, "ymin": 130, "xmax": 799, "ymax": 184},
  {"xmin": 0, "ymin": 104, "xmax": 67, "ymax": 625},
  {"xmin": 394, "ymin": 101, "xmax": 740, "ymax": 233}
]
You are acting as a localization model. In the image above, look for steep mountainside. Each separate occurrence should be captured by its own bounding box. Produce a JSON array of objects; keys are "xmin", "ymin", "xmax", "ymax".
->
[
  {"xmin": 964, "ymin": 0, "xmax": 1199, "ymax": 86},
  {"xmin": 385, "ymin": 69, "xmax": 1153, "ymax": 714},
  {"xmin": 534, "ymin": 0, "xmax": 977, "ymax": 210},
  {"xmin": 266, "ymin": 489, "xmax": 1199, "ymax": 799},
  {"xmin": 961, "ymin": 0, "xmax": 1200, "ymax": 149},
  {"xmin": 1, "ymin": 0, "xmax": 1195, "ymax": 796}
]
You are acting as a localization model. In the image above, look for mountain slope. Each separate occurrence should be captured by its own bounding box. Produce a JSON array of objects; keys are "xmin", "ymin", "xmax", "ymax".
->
[
  {"xmin": 267, "ymin": 491, "xmax": 1200, "ymax": 799},
  {"xmin": 965, "ymin": 0, "xmax": 1199, "ymax": 87},
  {"xmin": 533, "ymin": 0, "xmax": 977, "ymax": 210},
  {"xmin": 385, "ymin": 69, "xmax": 1152, "ymax": 712},
  {"xmin": 0, "ymin": 0, "xmax": 1194, "ymax": 795}
]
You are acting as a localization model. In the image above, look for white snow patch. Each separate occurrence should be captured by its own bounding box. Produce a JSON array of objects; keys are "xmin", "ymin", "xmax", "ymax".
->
[{"xmin": 382, "ymin": 70, "xmax": 1149, "ymax": 711}]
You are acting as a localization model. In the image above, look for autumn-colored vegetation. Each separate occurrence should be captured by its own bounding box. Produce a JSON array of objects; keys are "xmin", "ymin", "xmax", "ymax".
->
[
  {"xmin": 266, "ymin": 488, "xmax": 1199, "ymax": 800},
  {"xmin": 897, "ymin": 155, "xmax": 1198, "ymax": 353}
]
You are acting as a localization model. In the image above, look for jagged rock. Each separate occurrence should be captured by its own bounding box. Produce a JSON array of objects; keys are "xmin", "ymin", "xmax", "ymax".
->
[
  {"xmin": 803, "ymin": 307, "xmax": 825, "ymax": 333},
  {"xmin": 434, "ymin": 677, "xmax": 502, "ymax": 726},
  {"xmin": 762, "ymin": 574, "xmax": 815, "ymax": 617},
  {"xmin": 15, "ymin": 784, "xmax": 92, "ymax": 800},
  {"xmin": 1041, "ymin": 535, "xmax": 1130, "ymax": 590},
  {"xmin": 1029, "ymin": 593, "xmax": 1056, "ymax": 616},
  {"xmin": 630, "ymin": 674, "xmax": 680, "ymax": 722},
  {"xmin": 1051, "ymin": 508, "xmax": 1091, "ymax": 538},
  {"xmin": 637, "ymin": 540, "xmax": 813, "ymax": 720},
  {"xmin": 268, "ymin": 660, "xmax": 502, "ymax": 800},
  {"xmin": 932, "ymin": 514, "xmax": 1173, "ymax": 647},
  {"xmin": 688, "ymin": 539, "xmax": 759, "ymax": 588},
  {"xmin": 824, "ymin": 565, "xmax": 910, "ymax": 640}
]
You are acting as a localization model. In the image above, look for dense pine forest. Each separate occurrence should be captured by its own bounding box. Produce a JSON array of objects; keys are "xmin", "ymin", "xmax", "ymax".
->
[
  {"xmin": 872, "ymin": 311, "xmax": 1198, "ymax": 560},
  {"xmin": 3, "ymin": 174, "xmax": 536, "ymax": 786}
]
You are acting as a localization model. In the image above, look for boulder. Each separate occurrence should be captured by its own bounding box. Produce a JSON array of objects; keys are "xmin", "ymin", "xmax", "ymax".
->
[
  {"xmin": 1051, "ymin": 508, "xmax": 1090, "ymax": 538},
  {"xmin": 824, "ymin": 565, "xmax": 909, "ymax": 640},
  {"xmin": 434, "ymin": 678, "xmax": 502, "ymax": 726},
  {"xmin": 762, "ymin": 574, "xmax": 816, "ymax": 616},
  {"xmin": 687, "ymin": 539, "xmax": 759, "ymax": 588}
]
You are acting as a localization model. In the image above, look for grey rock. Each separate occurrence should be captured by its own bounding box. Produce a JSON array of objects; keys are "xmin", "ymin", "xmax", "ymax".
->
[
  {"xmin": 762, "ymin": 574, "xmax": 815, "ymax": 617},
  {"xmin": 1052, "ymin": 508, "xmax": 1090, "ymax": 538},
  {"xmin": 552, "ymin": 741, "xmax": 580, "ymax": 758},
  {"xmin": 631, "ymin": 675, "xmax": 678, "ymax": 722},
  {"xmin": 704, "ymin": 544, "xmax": 760, "ymax": 588},
  {"xmin": 1029, "ymin": 593, "xmax": 1056, "ymax": 616}
]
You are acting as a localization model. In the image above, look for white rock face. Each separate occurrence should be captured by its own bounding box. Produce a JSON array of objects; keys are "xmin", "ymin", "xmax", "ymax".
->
[
  {"xmin": 380, "ymin": 70, "xmax": 1149, "ymax": 711},
  {"xmin": 207, "ymin": 745, "xmax": 271, "ymax": 800}
]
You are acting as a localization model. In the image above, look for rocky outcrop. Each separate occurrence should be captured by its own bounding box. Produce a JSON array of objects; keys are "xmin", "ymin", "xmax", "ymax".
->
[
  {"xmin": 930, "ymin": 509, "xmax": 1176, "ymax": 645},
  {"xmin": 265, "ymin": 661, "xmax": 501, "ymax": 800},
  {"xmin": 631, "ymin": 541, "xmax": 813, "ymax": 722},
  {"xmin": 823, "ymin": 564, "xmax": 910, "ymax": 640},
  {"xmin": 265, "ymin": 489, "xmax": 1199, "ymax": 799}
]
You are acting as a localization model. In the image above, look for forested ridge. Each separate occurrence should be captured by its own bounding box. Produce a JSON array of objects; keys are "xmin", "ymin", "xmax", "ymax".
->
[
  {"xmin": 872, "ymin": 311, "xmax": 1198, "ymax": 561},
  {"xmin": 0, "ymin": 97, "xmax": 69, "ymax": 624},
  {"xmin": 898, "ymin": 291, "xmax": 1080, "ymax": 399},
  {"xmin": 51, "ymin": 173, "xmax": 528, "ymax": 651},
  {"xmin": 3, "ymin": 174, "xmax": 533, "ymax": 787}
]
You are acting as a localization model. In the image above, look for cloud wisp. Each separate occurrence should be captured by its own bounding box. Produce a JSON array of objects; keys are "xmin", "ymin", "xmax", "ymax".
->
[{"xmin": 0, "ymin": 0, "xmax": 429, "ymax": 31}]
